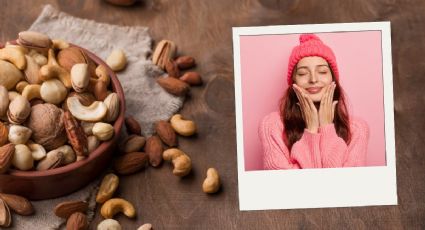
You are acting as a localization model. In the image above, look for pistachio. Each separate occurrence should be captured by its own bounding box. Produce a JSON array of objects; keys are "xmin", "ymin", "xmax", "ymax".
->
[
  {"xmin": 55, "ymin": 145, "xmax": 76, "ymax": 165},
  {"xmin": 71, "ymin": 63, "xmax": 90, "ymax": 93},
  {"xmin": 7, "ymin": 95, "xmax": 31, "ymax": 124},
  {"xmin": 17, "ymin": 31, "xmax": 52, "ymax": 51},
  {"xmin": 36, "ymin": 149, "xmax": 64, "ymax": 171},
  {"xmin": 152, "ymin": 40, "xmax": 176, "ymax": 69}
]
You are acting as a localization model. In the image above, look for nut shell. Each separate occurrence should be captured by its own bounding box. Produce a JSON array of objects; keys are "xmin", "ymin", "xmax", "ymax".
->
[
  {"xmin": 7, "ymin": 95, "xmax": 31, "ymax": 124},
  {"xmin": 25, "ymin": 103, "xmax": 67, "ymax": 151}
]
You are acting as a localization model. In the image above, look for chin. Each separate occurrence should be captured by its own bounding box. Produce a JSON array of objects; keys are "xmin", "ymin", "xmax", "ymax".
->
[{"xmin": 309, "ymin": 94, "xmax": 323, "ymax": 102}]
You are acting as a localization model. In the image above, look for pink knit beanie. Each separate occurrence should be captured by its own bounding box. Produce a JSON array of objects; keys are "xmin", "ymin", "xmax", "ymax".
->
[{"xmin": 287, "ymin": 34, "xmax": 339, "ymax": 85}]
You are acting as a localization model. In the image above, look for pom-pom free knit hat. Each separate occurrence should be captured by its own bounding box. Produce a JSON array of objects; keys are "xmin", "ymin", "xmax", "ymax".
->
[{"xmin": 287, "ymin": 34, "xmax": 339, "ymax": 85}]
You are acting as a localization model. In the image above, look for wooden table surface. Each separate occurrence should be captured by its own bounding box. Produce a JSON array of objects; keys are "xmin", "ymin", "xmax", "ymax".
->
[{"xmin": 1, "ymin": 0, "xmax": 425, "ymax": 229}]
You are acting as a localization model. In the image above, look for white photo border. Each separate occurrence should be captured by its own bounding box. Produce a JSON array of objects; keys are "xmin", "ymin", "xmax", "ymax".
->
[{"xmin": 233, "ymin": 22, "xmax": 397, "ymax": 210}]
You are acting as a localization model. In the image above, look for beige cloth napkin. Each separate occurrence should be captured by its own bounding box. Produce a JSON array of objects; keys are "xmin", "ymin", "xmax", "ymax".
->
[{"xmin": 11, "ymin": 4, "xmax": 184, "ymax": 229}]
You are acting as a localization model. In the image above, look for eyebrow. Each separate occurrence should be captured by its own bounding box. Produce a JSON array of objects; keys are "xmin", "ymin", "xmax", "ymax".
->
[{"xmin": 296, "ymin": 64, "xmax": 329, "ymax": 70}]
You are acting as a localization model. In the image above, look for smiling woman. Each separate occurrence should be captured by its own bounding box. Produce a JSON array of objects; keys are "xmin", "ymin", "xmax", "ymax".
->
[{"xmin": 259, "ymin": 34, "xmax": 370, "ymax": 169}]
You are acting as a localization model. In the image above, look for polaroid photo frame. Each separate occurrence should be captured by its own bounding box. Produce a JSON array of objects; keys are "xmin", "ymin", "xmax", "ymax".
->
[{"xmin": 233, "ymin": 22, "xmax": 397, "ymax": 210}]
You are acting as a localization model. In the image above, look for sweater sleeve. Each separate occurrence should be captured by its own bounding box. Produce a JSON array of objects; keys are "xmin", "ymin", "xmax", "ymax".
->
[
  {"xmin": 259, "ymin": 112, "xmax": 300, "ymax": 170},
  {"xmin": 319, "ymin": 118, "xmax": 370, "ymax": 168}
]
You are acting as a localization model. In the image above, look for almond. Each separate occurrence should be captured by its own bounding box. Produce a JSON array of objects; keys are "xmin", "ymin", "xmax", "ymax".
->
[
  {"xmin": 0, "ymin": 198, "xmax": 11, "ymax": 227},
  {"xmin": 0, "ymin": 122, "xmax": 8, "ymax": 146},
  {"xmin": 66, "ymin": 212, "xmax": 88, "ymax": 230},
  {"xmin": 179, "ymin": 72, "xmax": 202, "ymax": 86},
  {"xmin": 54, "ymin": 201, "xmax": 88, "ymax": 219},
  {"xmin": 175, "ymin": 56, "xmax": 195, "ymax": 69},
  {"xmin": 145, "ymin": 135, "xmax": 164, "ymax": 167},
  {"xmin": 157, "ymin": 77, "xmax": 190, "ymax": 96},
  {"xmin": 125, "ymin": 116, "xmax": 141, "ymax": 135},
  {"xmin": 0, "ymin": 193, "xmax": 34, "ymax": 215},
  {"xmin": 0, "ymin": 143, "xmax": 15, "ymax": 174},
  {"xmin": 165, "ymin": 59, "xmax": 180, "ymax": 78},
  {"xmin": 155, "ymin": 121, "xmax": 177, "ymax": 147},
  {"xmin": 93, "ymin": 80, "xmax": 108, "ymax": 101},
  {"xmin": 119, "ymin": 135, "xmax": 146, "ymax": 153},
  {"xmin": 114, "ymin": 152, "xmax": 148, "ymax": 175}
]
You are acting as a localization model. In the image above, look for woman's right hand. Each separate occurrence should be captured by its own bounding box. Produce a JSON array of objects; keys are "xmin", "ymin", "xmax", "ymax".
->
[{"xmin": 293, "ymin": 84, "xmax": 319, "ymax": 133}]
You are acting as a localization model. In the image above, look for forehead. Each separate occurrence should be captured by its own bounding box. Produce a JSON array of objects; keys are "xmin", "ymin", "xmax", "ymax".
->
[{"xmin": 297, "ymin": 56, "xmax": 328, "ymax": 67}]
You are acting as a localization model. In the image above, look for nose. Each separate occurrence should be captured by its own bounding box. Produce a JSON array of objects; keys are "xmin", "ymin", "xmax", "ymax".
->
[{"xmin": 309, "ymin": 72, "xmax": 318, "ymax": 83}]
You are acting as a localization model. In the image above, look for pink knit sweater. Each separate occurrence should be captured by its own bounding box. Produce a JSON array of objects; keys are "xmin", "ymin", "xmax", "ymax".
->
[{"xmin": 259, "ymin": 111, "xmax": 369, "ymax": 169}]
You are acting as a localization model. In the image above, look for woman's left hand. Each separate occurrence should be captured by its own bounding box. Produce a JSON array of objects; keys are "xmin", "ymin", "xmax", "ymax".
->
[{"xmin": 319, "ymin": 82, "xmax": 338, "ymax": 126}]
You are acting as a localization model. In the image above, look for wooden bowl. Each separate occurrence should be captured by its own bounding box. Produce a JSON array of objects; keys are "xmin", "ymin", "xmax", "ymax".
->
[{"xmin": 0, "ymin": 44, "xmax": 126, "ymax": 200}]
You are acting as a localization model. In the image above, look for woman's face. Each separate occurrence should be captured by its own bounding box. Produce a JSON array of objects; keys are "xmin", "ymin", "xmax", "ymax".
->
[{"xmin": 293, "ymin": 56, "xmax": 333, "ymax": 102}]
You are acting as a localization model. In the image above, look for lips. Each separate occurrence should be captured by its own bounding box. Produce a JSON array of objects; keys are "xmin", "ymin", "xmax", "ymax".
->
[{"xmin": 306, "ymin": 87, "xmax": 322, "ymax": 94}]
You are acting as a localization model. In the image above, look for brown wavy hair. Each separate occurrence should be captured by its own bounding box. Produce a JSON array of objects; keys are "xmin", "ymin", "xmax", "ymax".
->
[{"xmin": 279, "ymin": 69, "xmax": 351, "ymax": 150}]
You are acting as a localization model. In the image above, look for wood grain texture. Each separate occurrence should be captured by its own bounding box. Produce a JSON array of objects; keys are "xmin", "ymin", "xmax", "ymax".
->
[{"xmin": 1, "ymin": 0, "xmax": 425, "ymax": 229}]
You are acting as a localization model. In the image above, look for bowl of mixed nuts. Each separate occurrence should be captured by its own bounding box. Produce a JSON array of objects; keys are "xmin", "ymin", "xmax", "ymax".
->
[{"xmin": 0, "ymin": 31, "xmax": 126, "ymax": 200}]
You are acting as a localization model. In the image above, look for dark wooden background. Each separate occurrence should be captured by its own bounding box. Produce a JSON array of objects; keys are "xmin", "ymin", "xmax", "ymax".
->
[{"xmin": 1, "ymin": 0, "xmax": 424, "ymax": 229}]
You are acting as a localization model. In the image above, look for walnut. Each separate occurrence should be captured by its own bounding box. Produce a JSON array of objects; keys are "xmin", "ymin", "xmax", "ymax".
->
[{"xmin": 25, "ymin": 103, "xmax": 67, "ymax": 151}]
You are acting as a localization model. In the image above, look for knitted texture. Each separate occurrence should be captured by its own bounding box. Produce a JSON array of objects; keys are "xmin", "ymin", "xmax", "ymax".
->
[
  {"xmin": 259, "ymin": 112, "xmax": 369, "ymax": 169},
  {"xmin": 287, "ymin": 34, "xmax": 339, "ymax": 85}
]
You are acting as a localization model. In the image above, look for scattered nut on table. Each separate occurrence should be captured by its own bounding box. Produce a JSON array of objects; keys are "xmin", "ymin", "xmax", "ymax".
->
[
  {"xmin": 100, "ymin": 198, "xmax": 136, "ymax": 219},
  {"xmin": 170, "ymin": 114, "xmax": 196, "ymax": 136},
  {"xmin": 202, "ymin": 168, "xmax": 221, "ymax": 194},
  {"xmin": 163, "ymin": 148, "xmax": 192, "ymax": 177},
  {"xmin": 96, "ymin": 173, "xmax": 119, "ymax": 204},
  {"xmin": 97, "ymin": 218, "xmax": 122, "ymax": 230}
]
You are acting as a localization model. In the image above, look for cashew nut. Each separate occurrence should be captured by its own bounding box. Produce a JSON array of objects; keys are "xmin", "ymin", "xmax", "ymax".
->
[
  {"xmin": 21, "ymin": 84, "xmax": 42, "ymax": 101},
  {"xmin": 96, "ymin": 173, "xmax": 119, "ymax": 204},
  {"xmin": 137, "ymin": 223, "xmax": 153, "ymax": 230},
  {"xmin": 0, "ymin": 59, "xmax": 24, "ymax": 90},
  {"xmin": 66, "ymin": 97, "xmax": 108, "ymax": 122},
  {"xmin": 106, "ymin": 49, "xmax": 127, "ymax": 72},
  {"xmin": 0, "ymin": 47, "xmax": 26, "ymax": 70},
  {"xmin": 163, "ymin": 148, "xmax": 192, "ymax": 177},
  {"xmin": 5, "ymin": 43, "xmax": 28, "ymax": 54},
  {"xmin": 170, "ymin": 114, "xmax": 196, "ymax": 136},
  {"xmin": 100, "ymin": 198, "xmax": 136, "ymax": 219},
  {"xmin": 15, "ymin": 81, "xmax": 29, "ymax": 94},
  {"xmin": 202, "ymin": 168, "xmax": 221, "ymax": 194},
  {"xmin": 39, "ymin": 49, "xmax": 72, "ymax": 88},
  {"xmin": 52, "ymin": 39, "xmax": 70, "ymax": 50},
  {"xmin": 97, "ymin": 219, "xmax": 122, "ymax": 230}
]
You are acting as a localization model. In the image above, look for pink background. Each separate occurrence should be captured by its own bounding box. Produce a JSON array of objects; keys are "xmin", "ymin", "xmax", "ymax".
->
[{"xmin": 239, "ymin": 31, "xmax": 386, "ymax": 171}]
